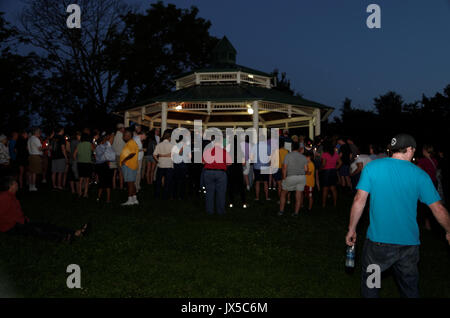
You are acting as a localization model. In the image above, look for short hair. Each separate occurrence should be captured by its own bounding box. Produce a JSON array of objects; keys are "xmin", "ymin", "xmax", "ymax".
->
[
  {"xmin": 123, "ymin": 129, "xmax": 133, "ymax": 137},
  {"xmin": 422, "ymin": 144, "xmax": 434, "ymax": 155},
  {"xmin": 80, "ymin": 133, "xmax": 91, "ymax": 142},
  {"xmin": 1, "ymin": 176, "xmax": 17, "ymax": 191},
  {"xmin": 389, "ymin": 145, "xmax": 408, "ymax": 154},
  {"xmin": 304, "ymin": 151, "xmax": 314, "ymax": 158},
  {"xmin": 292, "ymin": 141, "xmax": 300, "ymax": 151},
  {"xmin": 162, "ymin": 129, "xmax": 172, "ymax": 141},
  {"xmin": 32, "ymin": 127, "xmax": 41, "ymax": 135}
]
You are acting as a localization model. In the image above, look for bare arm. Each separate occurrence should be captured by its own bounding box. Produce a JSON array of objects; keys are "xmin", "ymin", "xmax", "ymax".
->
[
  {"xmin": 429, "ymin": 201, "xmax": 450, "ymax": 244},
  {"xmin": 121, "ymin": 153, "xmax": 135, "ymax": 165},
  {"xmin": 282, "ymin": 163, "xmax": 287, "ymax": 180},
  {"xmin": 346, "ymin": 189, "xmax": 369, "ymax": 246},
  {"xmin": 61, "ymin": 143, "xmax": 67, "ymax": 160},
  {"xmin": 351, "ymin": 162, "xmax": 363, "ymax": 177},
  {"xmin": 336, "ymin": 157, "xmax": 343, "ymax": 170}
]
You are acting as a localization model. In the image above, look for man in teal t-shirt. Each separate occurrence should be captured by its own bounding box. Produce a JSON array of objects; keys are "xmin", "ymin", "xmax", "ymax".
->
[{"xmin": 346, "ymin": 133, "xmax": 450, "ymax": 298}]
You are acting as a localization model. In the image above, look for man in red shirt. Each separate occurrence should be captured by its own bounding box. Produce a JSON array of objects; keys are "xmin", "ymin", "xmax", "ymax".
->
[
  {"xmin": 202, "ymin": 136, "xmax": 232, "ymax": 215},
  {"xmin": 0, "ymin": 176, "xmax": 88, "ymax": 242}
]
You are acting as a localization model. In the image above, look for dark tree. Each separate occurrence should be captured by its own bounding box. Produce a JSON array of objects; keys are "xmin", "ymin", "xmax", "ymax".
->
[
  {"xmin": 20, "ymin": 0, "xmax": 131, "ymax": 126},
  {"xmin": 271, "ymin": 69, "xmax": 303, "ymax": 97},
  {"xmin": 374, "ymin": 91, "xmax": 404, "ymax": 116},
  {"xmin": 109, "ymin": 1, "xmax": 218, "ymax": 107},
  {"xmin": 0, "ymin": 13, "xmax": 41, "ymax": 132}
]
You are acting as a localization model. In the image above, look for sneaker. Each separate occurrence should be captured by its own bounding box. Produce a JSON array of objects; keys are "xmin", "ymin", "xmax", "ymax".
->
[
  {"xmin": 131, "ymin": 196, "xmax": 139, "ymax": 205},
  {"xmin": 242, "ymin": 204, "xmax": 248, "ymax": 209},
  {"xmin": 42, "ymin": 179, "xmax": 47, "ymax": 184},
  {"xmin": 30, "ymin": 186, "xmax": 37, "ymax": 192},
  {"xmin": 121, "ymin": 198, "xmax": 134, "ymax": 206},
  {"xmin": 246, "ymin": 185, "xmax": 250, "ymax": 191},
  {"xmin": 278, "ymin": 211, "xmax": 284, "ymax": 216},
  {"xmin": 291, "ymin": 213, "xmax": 299, "ymax": 217},
  {"xmin": 287, "ymin": 200, "xmax": 291, "ymax": 205}
]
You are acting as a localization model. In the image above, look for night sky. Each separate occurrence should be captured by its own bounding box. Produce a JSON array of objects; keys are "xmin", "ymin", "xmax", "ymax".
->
[{"xmin": 1, "ymin": 0, "xmax": 450, "ymax": 118}]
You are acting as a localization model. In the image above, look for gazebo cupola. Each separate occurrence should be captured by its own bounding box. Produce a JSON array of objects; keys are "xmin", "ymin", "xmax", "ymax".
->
[{"xmin": 118, "ymin": 36, "xmax": 334, "ymax": 138}]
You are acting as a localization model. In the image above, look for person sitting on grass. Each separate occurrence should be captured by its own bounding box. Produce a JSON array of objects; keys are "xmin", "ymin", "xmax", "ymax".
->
[{"xmin": 0, "ymin": 176, "xmax": 89, "ymax": 242}]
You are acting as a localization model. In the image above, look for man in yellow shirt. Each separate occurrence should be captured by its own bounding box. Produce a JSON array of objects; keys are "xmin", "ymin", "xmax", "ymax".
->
[
  {"xmin": 304, "ymin": 151, "xmax": 315, "ymax": 211},
  {"xmin": 120, "ymin": 130, "xmax": 139, "ymax": 206},
  {"xmin": 272, "ymin": 140, "xmax": 289, "ymax": 200}
]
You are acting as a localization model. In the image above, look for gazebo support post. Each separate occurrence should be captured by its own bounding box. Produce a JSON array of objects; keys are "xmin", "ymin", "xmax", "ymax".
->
[
  {"xmin": 309, "ymin": 118, "xmax": 314, "ymax": 140},
  {"xmin": 124, "ymin": 111, "xmax": 130, "ymax": 127},
  {"xmin": 161, "ymin": 102, "xmax": 168, "ymax": 133},
  {"xmin": 314, "ymin": 109, "xmax": 321, "ymax": 137},
  {"xmin": 252, "ymin": 100, "xmax": 259, "ymax": 143}
]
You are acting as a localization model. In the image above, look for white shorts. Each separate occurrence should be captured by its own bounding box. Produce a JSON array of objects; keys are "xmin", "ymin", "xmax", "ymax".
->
[
  {"xmin": 243, "ymin": 161, "xmax": 251, "ymax": 175},
  {"xmin": 282, "ymin": 175, "xmax": 306, "ymax": 192}
]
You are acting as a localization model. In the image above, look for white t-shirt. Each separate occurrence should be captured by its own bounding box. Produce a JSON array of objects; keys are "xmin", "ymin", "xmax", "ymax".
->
[
  {"xmin": 27, "ymin": 135, "xmax": 43, "ymax": 155},
  {"xmin": 171, "ymin": 143, "xmax": 191, "ymax": 164},
  {"xmin": 112, "ymin": 131, "xmax": 125, "ymax": 155},
  {"xmin": 133, "ymin": 136, "xmax": 144, "ymax": 161},
  {"xmin": 350, "ymin": 154, "xmax": 372, "ymax": 174},
  {"xmin": 153, "ymin": 139, "xmax": 175, "ymax": 168}
]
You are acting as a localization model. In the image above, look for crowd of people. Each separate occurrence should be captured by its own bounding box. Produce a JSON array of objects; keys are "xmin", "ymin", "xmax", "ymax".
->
[
  {"xmin": 2, "ymin": 125, "xmax": 450, "ymax": 298},
  {"xmin": 0, "ymin": 125, "xmax": 448, "ymax": 217}
]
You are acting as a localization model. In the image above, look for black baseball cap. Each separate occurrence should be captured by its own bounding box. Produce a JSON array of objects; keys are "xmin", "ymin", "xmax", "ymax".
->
[{"xmin": 389, "ymin": 133, "xmax": 417, "ymax": 151}]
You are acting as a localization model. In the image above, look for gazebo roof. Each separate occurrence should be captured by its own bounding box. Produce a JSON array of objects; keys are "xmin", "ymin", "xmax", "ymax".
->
[{"xmin": 131, "ymin": 83, "xmax": 332, "ymax": 111}]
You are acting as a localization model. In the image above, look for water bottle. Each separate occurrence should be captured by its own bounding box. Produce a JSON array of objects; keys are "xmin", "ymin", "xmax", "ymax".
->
[{"xmin": 345, "ymin": 245, "xmax": 355, "ymax": 274}]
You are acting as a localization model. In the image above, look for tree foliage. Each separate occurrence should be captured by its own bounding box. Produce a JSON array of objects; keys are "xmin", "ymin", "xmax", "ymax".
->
[{"xmin": 328, "ymin": 86, "xmax": 450, "ymax": 148}]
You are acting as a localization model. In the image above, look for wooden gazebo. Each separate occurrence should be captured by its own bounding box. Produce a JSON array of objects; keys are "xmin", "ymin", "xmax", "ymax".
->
[{"xmin": 117, "ymin": 36, "xmax": 334, "ymax": 139}]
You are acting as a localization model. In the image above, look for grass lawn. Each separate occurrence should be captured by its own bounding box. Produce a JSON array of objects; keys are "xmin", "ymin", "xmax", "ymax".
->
[{"xmin": 0, "ymin": 184, "xmax": 449, "ymax": 298}]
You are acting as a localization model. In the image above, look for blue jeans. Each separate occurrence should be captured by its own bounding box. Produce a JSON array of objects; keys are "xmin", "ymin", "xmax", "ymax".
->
[
  {"xmin": 204, "ymin": 170, "xmax": 227, "ymax": 215},
  {"xmin": 173, "ymin": 163, "xmax": 187, "ymax": 199},
  {"xmin": 361, "ymin": 239, "xmax": 420, "ymax": 298}
]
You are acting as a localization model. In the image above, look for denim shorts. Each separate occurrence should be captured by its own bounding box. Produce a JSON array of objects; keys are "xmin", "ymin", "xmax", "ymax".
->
[
  {"xmin": 272, "ymin": 169, "xmax": 282, "ymax": 182},
  {"xmin": 122, "ymin": 165, "xmax": 137, "ymax": 182}
]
